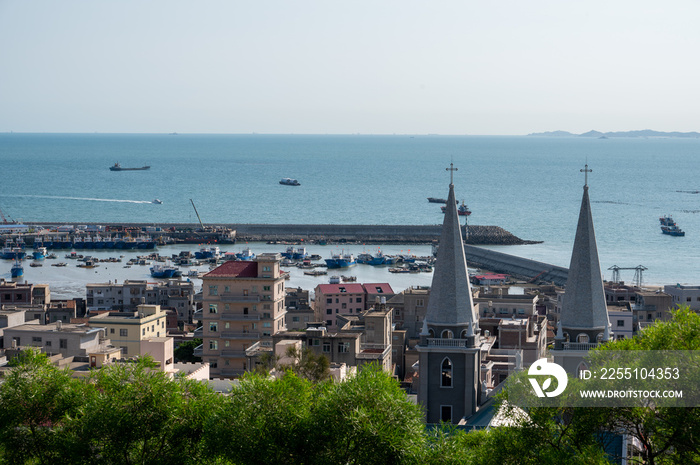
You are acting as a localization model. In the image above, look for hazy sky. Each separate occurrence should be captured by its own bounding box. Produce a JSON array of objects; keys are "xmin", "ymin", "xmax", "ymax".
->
[{"xmin": 2, "ymin": 1, "xmax": 699, "ymax": 135}]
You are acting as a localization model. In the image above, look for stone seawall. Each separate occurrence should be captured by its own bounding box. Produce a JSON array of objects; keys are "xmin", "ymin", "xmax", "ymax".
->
[
  {"xmin": 230, "ymin": 223, "xmax": 539, "ymax": 246},
  {"xmin": 464, "ymin": 245, "xmax": 568, "ymax": 286}
]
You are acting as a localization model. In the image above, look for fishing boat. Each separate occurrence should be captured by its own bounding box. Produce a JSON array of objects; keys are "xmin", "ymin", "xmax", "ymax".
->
[
  {"xmin": 325, "ymin": 252, "xmax": 356, "ymax": 269},
  {"xmin": 150, "ymin": 264, "xmax": 182, "ymax": 278},
  {"xmin": 109, "ymin": 162, "xmax": 150, "ymax": 171},
  {"xmin": 11, "ymin": 259, "xmax": 23, "ymax": 278},
  {"xmin": 32, "ymin": 247, "xmax": 47, "ymax": 260},
  {"xmin": 660, "ymin": 215, "xmax": 685, "ymax": 236},
  {"xmin": 279, "ymin": 178, "xmax": 300, "ymax": 186},
  {"xmin": 195, "ymin": 246, "xmax": 221, "ymax": 260},
  {"xmin": 235, "ymin": 247, "xmax": 255, "ymax": 261},
  {"xmin": 441, "ymin": 200, "xmax": 472, "ymax": 216},
  {"xmin": 1, "ymin": 239, "xmax": 26, "ymax": 260}
]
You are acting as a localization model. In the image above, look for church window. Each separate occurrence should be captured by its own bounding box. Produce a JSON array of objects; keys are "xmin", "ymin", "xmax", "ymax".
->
[
  {"xmin": 576, "ymin": 333, "xmax": 590, "ymax": 343},
  {"xmin": 460, "ymin": 329, "xmax": 468, "ymax": 339},
  {"xmin": 441, "ymin": 329, "xmax": 453, "ymax": 339},
  {"xmin": 428, "ymin": 329, "xmax": 435, "ymax": 338},
  {"xmin": 441, "ymin": 358, "xmax": 453, "ymax": 387}
]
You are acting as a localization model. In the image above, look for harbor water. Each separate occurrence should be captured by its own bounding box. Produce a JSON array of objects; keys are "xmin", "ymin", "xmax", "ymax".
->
[{"xmin": 2, "ymin": 133, "xmax": 700, "ymax": 293}]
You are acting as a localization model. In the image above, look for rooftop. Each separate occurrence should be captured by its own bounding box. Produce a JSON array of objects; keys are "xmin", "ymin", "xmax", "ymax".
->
[{"xmin": 205, "ymin": 261, "xmax": 258, "ymax": 278}]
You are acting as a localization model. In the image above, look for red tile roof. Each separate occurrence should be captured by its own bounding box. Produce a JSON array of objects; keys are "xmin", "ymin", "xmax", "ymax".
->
[
  {"xmin": 205, "ymin": 261, "xmax": 258, "ymax": 278},
  {"xmin": 316, "ymin": 283, "xmax": 365, "ymax": 294},
  {"xmin": 362, "ymin": 283, "xmax": 394, "ymax": 294}
]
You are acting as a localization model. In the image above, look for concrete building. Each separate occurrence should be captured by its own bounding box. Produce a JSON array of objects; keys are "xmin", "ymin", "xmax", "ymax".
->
[
  {"xmin": 553, "ymin": 166, "xmax": 613, "ymax": 375},
  {"xmin": 284, "ymin": 287, "xmax": 315, "ymax": 331},
  {"xmin": 314, "ymin": 282, "xmax": 394, "ymax": 330},
  {"xmin": 663, "ymin": 284, "xmax": 700, "ymax": 311},
  {"xmin": 633, "ymin": 290, "xmax": 674, "ymax": 328},
  {"xmin": 0, "ymin": 279, "xmax": 34, "ymax": 305},
  {"xmin": 196, "ymin": 253, "xmax": 286, "ymax": 378},
  {"xmin": 416, "ymin": 170, "xmax": 486, "ymax": 425},
  {"xmin": 388, "ymin": 286, "xmax": 430, "ymax": 338},
  {"xmin": 608, "ymin": 303, "xmax": 634, "ymax": 340},
  {"xmin": 3, "ymin": 321, "xmax": 106, "ymax": 358},
  {"xmin": 86, "ymin": 279, "xmax": 196, "ymax": 323},
  {"xmin": 88, "ymin": 304, "xmax": 167, "ymax": 357}
]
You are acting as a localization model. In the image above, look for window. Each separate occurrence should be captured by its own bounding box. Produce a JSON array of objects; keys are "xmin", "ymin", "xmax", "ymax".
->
[
  {"xmin": 338, "ymin": 342, "xmax": 349, "ymax": 353},
  {"xmin": 375, "ymin": 287, "xmax": 383, "ymax": 293},
  {"xmin": 209, "ymin": 285, "xmax": 218, "ymax": 296},
  {"xmin": 292, "ymin": 316, "xmax": 299, "ymax": 322},
  {"xmin": 688, "ymin": 297, "xmax": 693, "ymax": 302},
  {"xmin": 322, "ymin": 342, "xmax": 331, "ymax": 353},
  {"xmin": 120, "ymin": 329, "xmax": 128, "ymax": 337},
  {"xmin": 243, "ymin": 307, "xmax": 248, "ymax": 315},
  {"xmin": 225, "ymin": 286, "xmax": 230, "ymax": 293},
  {"xmin": 209, "ymin": 340, "xmax": 218, "ymax": 350},
  {"xmin": 576, "ymin": 333, "xmax": 590, "ymax": 343},
  {"xmin": 441, "ymin": 358, "xmax": 453, "ymax": 387},
  {"xmin": 441, "ymin": 405, "xmax": 452, "ymax": 423},
  {"xmin": 263, "ymin": 322, "xmax": 271, "ymax": 328},
  {"xmin": 59, "ymin": 339, "xmax": 68, "ymax": 349},
  {"xmin": 210, "ymin": 322, "xmax": 218, "ymax": 332},
  {"xmin": 262, "ymin": 266, "xmax": 271, "ymax": 272},
  {"xmin": 326, "ymin": 298, "xmax": 332, "ymax": 304},
  {"xmin": 341, "ymin": 303, "xmax": 347, "ymax": 309},
  {"xmin": 617, "ymin": 320, "xmax": 625, "ymax": 327},
  {"xmin": 45, "ymin": 340, "xmax": 52, "ymax": 347},
  {"xmin": 142, "ymin": 329, "xmax": 146, "ymax": 336},
  {"xmin": 416, "ymin": 299, "xmax": 424, "ymax": 307},
  {"xmin": 335, "ymin": 298, "xmax": 339, "ymax": 303},
  {"xmin": 356, "ymin": 297, "xmax": 362, "ymax": 303},
  {"xmin": 441, "ymin": 329, "xmax": 453, "ymax": 339},
  {"xmin": 32, "ymin": 336, "xmax": 42, "ymax": 343},
  {"xmin": 209, "ymin": 304, "xmax": 218, "ymax": 313},
  {"xmin": 263, "ymin": 286, "xmax": 271, "ymax": 291}
]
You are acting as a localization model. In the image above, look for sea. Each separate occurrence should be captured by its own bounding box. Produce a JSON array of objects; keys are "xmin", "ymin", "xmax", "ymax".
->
[{"xmin": 1, "ymin": 133, "xmax": 700, "ymax": 298}]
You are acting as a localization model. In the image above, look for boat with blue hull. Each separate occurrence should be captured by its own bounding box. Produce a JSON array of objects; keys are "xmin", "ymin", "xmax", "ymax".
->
[
  {"xmin": 32, "ymin": 247, "xmax": 47, "ymax": 260},
  {"xmin": 1, "ymin": 240, "xmax": 26, "ymax": 260},
  {"xmin": 325, "ymin": 252, "xmax": 356, "ymax": 269},
  {"xmin": 236, "ymin": 248, "xmax": 255, "ymax": 261},
  {"xmin": 195, "ymin": 246, "xmax": 221, "ymax": 260},
  {"xmin": 150, "ymin": 264, "xmax": 182, "ymax": 278},
  {"xmin": 11, "ymin": 259, "xmax": 23, "ymax": 278}
]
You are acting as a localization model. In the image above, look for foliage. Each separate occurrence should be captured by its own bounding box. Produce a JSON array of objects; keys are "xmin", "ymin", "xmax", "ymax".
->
[
  {"xmin": 279, "ymin": 345, "xmax": 331, "ymax": 383},
  {"xmin": 173, "ymin": 338, "xmax": 202, "ymax": 363}
]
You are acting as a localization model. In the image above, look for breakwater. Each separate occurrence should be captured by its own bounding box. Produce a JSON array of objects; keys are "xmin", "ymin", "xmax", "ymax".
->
[
  {"xmin": 21, "ymin": 223, "xmax": 539, "ymax": 246},
  {"xmin": 464, "ymin": 245, "xmax": 568, "ymax": 286}
]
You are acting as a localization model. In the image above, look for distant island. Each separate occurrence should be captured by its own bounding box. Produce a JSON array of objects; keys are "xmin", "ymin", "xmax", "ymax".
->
[{"xmin": 528, "ymin": 129, "xmax": 700, "ymax": 138}]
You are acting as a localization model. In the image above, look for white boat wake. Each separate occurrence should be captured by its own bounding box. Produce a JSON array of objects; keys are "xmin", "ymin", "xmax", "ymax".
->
[{"xmin": 9, "ymin": 194, "xmax": 154, "ymax": 204}]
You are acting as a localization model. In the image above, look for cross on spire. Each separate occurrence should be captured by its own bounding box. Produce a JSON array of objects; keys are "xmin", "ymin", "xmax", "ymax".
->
[
  {"xmin": 446, "ymin": 163, "xmax": 458, "ymax": 185},
  {"xmin": 580, "ymin": 163, "xmax": 592, "ymax": 187}
]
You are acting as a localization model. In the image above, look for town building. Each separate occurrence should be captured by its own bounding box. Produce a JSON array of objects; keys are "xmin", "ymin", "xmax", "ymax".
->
[
  {"xmin": 663, "ymin": 283, "xmax": 700, "ymax": 311},
  {"xmin": 3, "ymin": 321, "xmax": 106, "ymax": 358},
  {"xmin": 284, "ymin": 287, "xmax": 315, "ymax": 331},
  {"xmin": 632, "ymin": 290, "xmax": 674, "ymax": 328},
  {"xmin": 86, "ymin": 279, "xmax": 196, "ymax": 323},
  {"xmin": 88, "ymin": 304, "xmax": 167, "ymax": 357},
  {"xmin": 314, "ymin": 282, "xmax": 394, "ymax": 329},
  {"xmin": 195, "ymin": 254, "xmax": 286, "ymax": 378}
]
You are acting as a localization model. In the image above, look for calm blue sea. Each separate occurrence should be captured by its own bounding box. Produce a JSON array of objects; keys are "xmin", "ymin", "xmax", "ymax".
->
[{"xmin": 1, "ymin": 133, "xmax": 700, "ymax": 289}]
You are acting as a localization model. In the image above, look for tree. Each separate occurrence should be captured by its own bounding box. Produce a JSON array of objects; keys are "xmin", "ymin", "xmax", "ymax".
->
[
  {"xmin": 0, "ymin": 350, "xmax": 87, "ymax": 465},
  {"xmin": 174, "ymin": 338, "xmax": 202, "ymax": 363}
]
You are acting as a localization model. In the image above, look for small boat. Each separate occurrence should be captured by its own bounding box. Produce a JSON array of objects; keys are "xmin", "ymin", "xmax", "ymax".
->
[
  {"xmin": 427, "ymin": 197, "xmax": 458, "ymax": 204},
  {"xmin": 51, "ymin": 262, "xmax": 68, "ymax": 267},
  {"xmin": 235, "ymin": 248, "xmax": 255, "ymax": 261},
  {"xmin": 150, "ymin": 264, "xmax": 182, "ymax": 278},
  {"xmin": 279, "ymin": 178, "xmax": 300, "ymax": 186},
  {"xmin": 304, "ymin": 270, "xmax": 327, "ymax": 276},
  {"xmin": 441, "ymin": 200, "xmax": 472, "ymax": 216},
  {"xmin": 11, "ymin": 259, "xmax": 23, "ymax": 278},
  {"xmin": 109, "ymin": 162, "xmax": 150, "ymax": 171},
  {"xmin": 152, "ymin": 199, "xmax": 163, "ymax": 204},
  {"xmin": 29, "ymin": 262, "xmax": 43, "ymax": 267}
]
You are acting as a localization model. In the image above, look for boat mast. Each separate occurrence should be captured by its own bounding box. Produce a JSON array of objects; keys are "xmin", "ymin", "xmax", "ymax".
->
[{"xmin": 190, "ymin": 199, "xmax": 205, "ymax": 230}]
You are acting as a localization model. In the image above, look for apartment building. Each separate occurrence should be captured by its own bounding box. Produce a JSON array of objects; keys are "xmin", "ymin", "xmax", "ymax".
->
[
  {"xmin": 314, "ymin": 282, "xmax": 394, "ymax": 329},
  {"xmin": 86, "ymin": 279, "xmax": 196, "ymax": 323},
  {"xmin": 663, "ymin": 284, "xmax": 700, "ymax": 311},
  {"xmin": 196, "ymin": 253, "xmax": 286, "ymax": 378},
  {"xmin": 88, "ymin": 304, "xmax": 167, "ymax": 357},
  {"xmin": 3, "ymin": 321, "xmax": 106, "ymax": 358}
]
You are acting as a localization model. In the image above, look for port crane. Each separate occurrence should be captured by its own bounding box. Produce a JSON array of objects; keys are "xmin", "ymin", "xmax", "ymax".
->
[
  {"xmin": 608, "ymin": 265, "xmax": 648, "ymax": 288},
  {"xmin": 190, "ymin": 199, "xmax": 206, "ymax": 231}
]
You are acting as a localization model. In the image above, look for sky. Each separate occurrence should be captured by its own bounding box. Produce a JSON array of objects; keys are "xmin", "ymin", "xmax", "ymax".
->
[{"xmin": 1, "ymin": 1, "xmax": 699, "ymax": 135}]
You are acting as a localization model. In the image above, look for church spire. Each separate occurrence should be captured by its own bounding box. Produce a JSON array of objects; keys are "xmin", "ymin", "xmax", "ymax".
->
[
  {"xmin": 422, "ymin": 165, "xmax": 477, "ymax": 334},
  {"xmin": 557, "ymin": 164, "xmax": 611, "ymax": 342}
]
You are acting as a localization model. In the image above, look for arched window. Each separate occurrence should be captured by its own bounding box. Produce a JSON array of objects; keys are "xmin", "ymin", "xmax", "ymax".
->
[
  {"xmin": 576, "ymin": 333, "xmax": 590, "ymax": 343},
  {"xmin": 441, "ymin": 358, "xmax": 453, "ymax": 387},
  {"xmin": 460, "ymin": 329, "xmax": 468, "ymax": 339},
  {"xmin": 441, "ymin": 329, "xmax": 453, "ymax": 339},
  {"xmin": 596, "ymin": 333, "xmax": 604, "ymax": 343},
  {"xmin": 428, "ymin": 328, "xmax": 435, "ymax": 338}
]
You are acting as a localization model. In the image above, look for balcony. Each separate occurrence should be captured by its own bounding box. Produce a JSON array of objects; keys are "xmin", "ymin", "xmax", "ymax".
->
[
  {"xmin": 221, "ymin": 314, "xmax": 261, "ymax": 322},
  {"xmin": 221, "ymin": 331, "xmax": 261, "ymax": 339},
  {"xmin": 426, "ymin": 338, "xmax": 471, "ymax": 348},
  {"xmin": 221, "ymin": 349, "xmax": 247, "ymax": 357},
  {"xmin": 356, "ymin": 344, "xmax": 391, "ymax": 360},
  {"xmin": 217, "ymin": 294, "xmax": 261, "ymax": 304},
  {"xmin": 561, "ymin": 342, "xmax": 599, "ymax": 351},
  {"xmin": 193, "ymin": 326, "xmax": 203, "ymax": 338},
  {"xmin": 193, "ymin": 344, "xmax": 203, "ymax": 357}
]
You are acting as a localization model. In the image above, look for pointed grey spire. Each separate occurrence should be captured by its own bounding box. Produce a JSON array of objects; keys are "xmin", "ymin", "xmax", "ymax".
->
[
  {"xmin": 560, "ymin": 176, "xmax": 610, "ymax": 334},
  {"xmin": 424, "ymin": 179, "xmax": 477, "ymax": 327}
]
